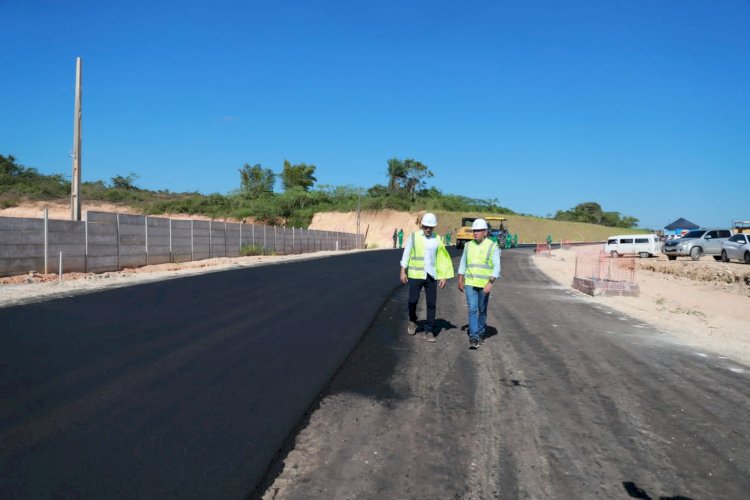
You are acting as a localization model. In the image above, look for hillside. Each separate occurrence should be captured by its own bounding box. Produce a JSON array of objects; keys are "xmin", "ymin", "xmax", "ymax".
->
[{"xmin": 309, "ymin": 210, "xmax": 647, "ymax": 248}]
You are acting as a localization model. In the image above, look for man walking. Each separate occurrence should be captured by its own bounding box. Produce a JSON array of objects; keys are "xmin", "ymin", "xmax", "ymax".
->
[
  {"xmin": 400, "ymin": 213, "xmax": 454, "ymax": 342},
  {"xmin": 457, "ymin": 218, "xmax": 501, "ymax": 349},
  {"xmin": 392, "ymin": 228, "xmax": 398, "ymax": 249},
  {"xmin": 397, "ymin": 228, "xmax": 404, "ymax": 249}
]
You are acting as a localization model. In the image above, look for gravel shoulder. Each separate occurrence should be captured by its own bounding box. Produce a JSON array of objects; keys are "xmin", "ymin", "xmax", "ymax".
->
[{"xmin": 533, "ymin": 246, "xmax": 750, "ymax": 366}]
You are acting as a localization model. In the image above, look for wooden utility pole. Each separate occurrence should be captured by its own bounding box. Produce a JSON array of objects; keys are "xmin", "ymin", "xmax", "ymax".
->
[{"xmin": 71, "ymin": 57, "xmax": 83, "ymax": 221}]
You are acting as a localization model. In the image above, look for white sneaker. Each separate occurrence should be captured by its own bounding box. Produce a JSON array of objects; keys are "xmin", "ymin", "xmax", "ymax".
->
[{"xmin": 407, "ymin": 322, "xmax": 417, "ymax": 335}]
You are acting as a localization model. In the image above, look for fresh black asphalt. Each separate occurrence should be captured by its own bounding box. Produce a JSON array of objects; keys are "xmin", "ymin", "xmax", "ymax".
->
[{"xmin": 0, "ymin": 250, "xmax": 403, "ymax": 499}]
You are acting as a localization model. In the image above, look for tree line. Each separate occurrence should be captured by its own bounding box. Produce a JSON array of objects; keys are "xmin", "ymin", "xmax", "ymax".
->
[
  {"xmin": 0, "ymin": 153, "xmax": 637, "ymax": 228},
  {"xmin": 553, "ymin": 202, "xmax": 638, "ymax": 228}
]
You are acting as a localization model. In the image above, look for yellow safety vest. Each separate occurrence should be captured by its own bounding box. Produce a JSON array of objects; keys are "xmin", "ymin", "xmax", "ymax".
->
[
  {"xmin": 406, "ymin": 232, "xmax": 455, "ymax": 280},
  {"xmin": 464, "ymin": 238, "xmax": 497, "ymax": 288}
]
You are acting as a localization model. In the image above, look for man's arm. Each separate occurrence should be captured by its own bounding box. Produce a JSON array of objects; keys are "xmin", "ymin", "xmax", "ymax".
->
[
  {"xmin": 457, "ymin": 247, "xmax": 468, "ymax": 292},
  {"xmin": 399, "ymin": 233, "xmax": 413, "ymax": 283},
  {"xmin": 491, "ymin": 245, "xmax": 501, "ymax": 279}
]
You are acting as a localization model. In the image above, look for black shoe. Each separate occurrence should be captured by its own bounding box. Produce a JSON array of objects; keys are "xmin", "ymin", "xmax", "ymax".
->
[{"xmin": 469, "ymin": 339, "xmax": 479, "ymax": 349}]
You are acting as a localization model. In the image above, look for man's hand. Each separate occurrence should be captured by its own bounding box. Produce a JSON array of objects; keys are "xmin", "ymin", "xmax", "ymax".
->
[
  {"xmin": 438, "ymin": 279, "xmax": 446, "ymax": 289},
  {"xmin": 400, "ymin": 268, "xmax": 408, "ymax": 284},
  {"xmin": 457, "ymin": 275, "xmax": 464, "ymax": 293},
  {"xmin": 483, "ymin": 283, "xmax": 493, "ymax": 294}
]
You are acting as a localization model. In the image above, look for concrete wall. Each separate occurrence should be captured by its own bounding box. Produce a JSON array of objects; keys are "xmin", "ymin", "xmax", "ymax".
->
[{"xmin": 0, "ymin": 211, "xmax": 363, "ymax": 278}]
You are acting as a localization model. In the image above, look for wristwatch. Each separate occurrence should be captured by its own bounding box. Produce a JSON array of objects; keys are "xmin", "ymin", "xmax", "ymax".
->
[{"xmin": 488, "ymin": 278, "xmax": 495, "ymax": 284}]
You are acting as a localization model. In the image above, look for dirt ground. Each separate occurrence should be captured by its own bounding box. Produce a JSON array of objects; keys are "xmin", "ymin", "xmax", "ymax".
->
[
  {"xmin": 533, "ymin": 245, "xmax": 750, "ymax": 366},
  {"xmin": 309, "ymin": 210, "xmax": 421, "ymax": 249}
]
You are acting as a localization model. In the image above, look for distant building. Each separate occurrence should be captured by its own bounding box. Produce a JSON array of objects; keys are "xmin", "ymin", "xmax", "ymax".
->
[{"xmin": 664, "ymin": 217, "xmax": 699, "ymax": 236}]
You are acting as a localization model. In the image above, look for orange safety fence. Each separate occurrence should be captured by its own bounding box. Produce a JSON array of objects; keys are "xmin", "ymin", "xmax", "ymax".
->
[{"xmin": 574, "ymin": 251, "xmax": 636, "ymax": 283}]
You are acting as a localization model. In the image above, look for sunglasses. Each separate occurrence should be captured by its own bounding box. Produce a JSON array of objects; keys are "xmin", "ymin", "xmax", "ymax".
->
[{"xmin": 472, "ymin": 229, "xmax": 486, "ymax": 233}]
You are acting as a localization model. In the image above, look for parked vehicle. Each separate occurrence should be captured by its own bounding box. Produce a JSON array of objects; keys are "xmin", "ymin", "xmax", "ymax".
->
[
  {"xmin": 662, "ymin": 229, "xmax": 732, "ymax": 261},
  {"xmin": 721, "ymin": 233, "xmax": 750, "ymax": 264},
  {"xmin": 604, "ymin": 234, "xmax": 661, "ymax": 258},
  {"xmin": 732, "ymin": 220, "xmax": 750, "ymax": 234}
]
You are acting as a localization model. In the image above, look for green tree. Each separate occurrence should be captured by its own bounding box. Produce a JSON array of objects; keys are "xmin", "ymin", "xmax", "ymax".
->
[
  {"xmin": 111, "ymin": 173, "xmax": 139, "ymax": 190},
  {"xmin": 401, "ymin": 158, "xmax": 433, "ymax": 201},
  {"xmin": 386, "ymin": 158, "xmax": 406, "ymax": 192},
  {"xmin": 280, "ymin": 160, "xmax": 317, "ymax": 192},
  {"xmin": 1, "ymin": 154, "xmax": 22, "ymax": 176},
  {"xmin": 239, "ymin": 163, "xmax": 275, "ymax": 197}
]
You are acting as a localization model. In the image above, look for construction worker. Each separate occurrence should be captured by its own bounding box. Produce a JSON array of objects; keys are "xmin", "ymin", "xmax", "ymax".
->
[
  {"xmin": 512, "ymin": 233, "xmax": 518, "ymax": 248},
  {"xmin": 546, "ymin": 234, "xmax": 553, "ymax": 250},
  {"xmin": 397, "ymin": 228, "xmax": 404, "ymax": 249},
  {"xmin": 457, "ymin": 218, "xmax": 501, "ymax": 350},
  {"xmin": 392, "ymin": 228, "xmax": 398, "ymax": 249},
  {"xmin": 505, "ymin": 233, "xmax": 512, "ymax": 249},
  {"xmin": 400, "ymin": 213, "xmax": 455, "ymax": 342},
  {"xmin": 445, "ymin": 231, "xmax": 452, "ymax": 246}
]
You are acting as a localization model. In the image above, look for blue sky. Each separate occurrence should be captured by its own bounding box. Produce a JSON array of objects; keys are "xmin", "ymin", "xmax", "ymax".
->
[{"xmin": 2, "ymin": 0, "xmax": 748, "ymax": 229}]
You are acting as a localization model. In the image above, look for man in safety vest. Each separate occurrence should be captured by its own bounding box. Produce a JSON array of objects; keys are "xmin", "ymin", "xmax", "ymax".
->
[
  {"xmin": 399, "ymin": 213, "xmax": 455, "ymax": 342},
  {"xmin": 457, "ymin": 218, "xmax": 501, "ymax": 349}
]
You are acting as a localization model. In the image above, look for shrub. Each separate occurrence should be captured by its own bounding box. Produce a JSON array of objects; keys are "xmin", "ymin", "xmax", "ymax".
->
[{"xmin": 240, "ymin": 244, "xmax": 267, "ymax": 256}]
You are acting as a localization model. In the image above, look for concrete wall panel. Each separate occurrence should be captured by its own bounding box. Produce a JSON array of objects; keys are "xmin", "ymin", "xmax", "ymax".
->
[{"xmin": 0, "ymin": 211, "xmax": 358, "ymax": 277}]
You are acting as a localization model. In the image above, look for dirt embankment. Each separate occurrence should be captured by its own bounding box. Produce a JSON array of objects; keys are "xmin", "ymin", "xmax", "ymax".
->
[
  {"xmin": 309, "ymin": 210, "xmax": 423, "ymax": 249},
  {"xmin": 308, "ymin": 210, "xmax": 650, "ymax": 249},
  {"xmin": 637, "ymin": 256, "xmax": 750, "ymax": 289},
  {"xmin": 0, "ymin": 200, "xmax": 255, "ymax": 223}
]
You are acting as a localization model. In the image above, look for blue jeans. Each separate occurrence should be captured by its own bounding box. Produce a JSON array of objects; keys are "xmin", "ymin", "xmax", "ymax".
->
[{"xmin": 465, "ymin": 286, "xmax": 489, "ymax": 340}]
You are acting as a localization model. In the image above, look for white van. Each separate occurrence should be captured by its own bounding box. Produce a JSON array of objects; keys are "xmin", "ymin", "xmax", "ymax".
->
[{"xmin": 604, "ymin": 234, "xmax": 661, "ymax": 258}]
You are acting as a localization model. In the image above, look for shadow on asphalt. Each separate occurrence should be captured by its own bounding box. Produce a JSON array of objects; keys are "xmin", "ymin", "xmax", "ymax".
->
[
  {"xmin": 429, "ymin": 318, "xmax": 457, "ymax": 336},
  {"xmin": 622, "ymin": 481, "xmax": 694, "ymax": 500},
  {"xmin": 459, "ymin": 324, "xmax": 499, "ymax": 340}
]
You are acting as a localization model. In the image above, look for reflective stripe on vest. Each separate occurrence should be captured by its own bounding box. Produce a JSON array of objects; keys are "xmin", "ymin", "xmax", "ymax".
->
[{"xmin": 465, "ymin": 239, "xmax": 497, "ymax": 288}]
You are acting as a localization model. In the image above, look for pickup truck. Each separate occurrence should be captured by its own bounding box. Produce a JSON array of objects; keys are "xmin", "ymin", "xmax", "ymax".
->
[{"xmin": 662, "ymin": 229, "xmax": 732, "ymax": 261}]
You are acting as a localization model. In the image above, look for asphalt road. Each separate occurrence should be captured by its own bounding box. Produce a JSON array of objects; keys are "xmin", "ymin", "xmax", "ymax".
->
[
  {"xmin": 0, "ymin": 250, "xmax": 402, "ymax": 499},
  {"xmin": 259, "ymin": 248, "xmax": 750, "ymax": 499}
]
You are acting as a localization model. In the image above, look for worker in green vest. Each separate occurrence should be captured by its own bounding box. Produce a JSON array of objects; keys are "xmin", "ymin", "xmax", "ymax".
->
[
  {"xmin": 512, "ymin": 233, "xmax": 518, "ymax": 248},
  {"xmin": 457, "ymin": 218, "xmax": 501, "ymax": 349},
  {"xmin": 505, "ymin": 233, "xmax": 512, "ymax": 249},
  {"xmin": 400, "ymin": 213, "xmax": 455, "ymax": 342},
  {"xmin": 397, "ymin": 228, "xmax": 404, "ymax": 248}
]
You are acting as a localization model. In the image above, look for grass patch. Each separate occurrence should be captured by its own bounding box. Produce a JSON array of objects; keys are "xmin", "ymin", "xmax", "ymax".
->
[{"xmin": 240, "ymin": 244, "xmax": 271, "ymax": 256}]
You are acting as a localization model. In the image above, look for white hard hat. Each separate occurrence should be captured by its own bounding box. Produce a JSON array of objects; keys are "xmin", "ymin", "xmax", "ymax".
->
[
  {"xmin": 471, "ymin": 218, "xmax": 488, "ymax": 230},
  {"xmin": 421, "ymin": 213, "xmax": 438, "ymax": 227}
]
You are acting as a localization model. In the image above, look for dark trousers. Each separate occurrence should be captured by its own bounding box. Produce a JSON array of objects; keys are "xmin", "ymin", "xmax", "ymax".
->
[{"xmin": 408, "ymin": 275, "xmax": 437, "ymax": 332}]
